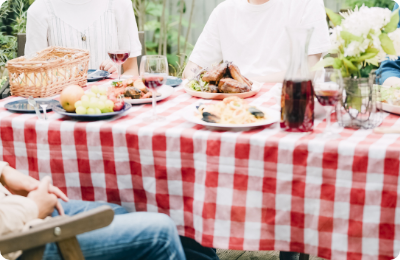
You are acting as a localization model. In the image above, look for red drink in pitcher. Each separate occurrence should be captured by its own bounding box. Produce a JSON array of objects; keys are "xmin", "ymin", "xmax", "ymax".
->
[{"xmin": 280, "ymin": 80, "xmax": 314, "ymax": 132}]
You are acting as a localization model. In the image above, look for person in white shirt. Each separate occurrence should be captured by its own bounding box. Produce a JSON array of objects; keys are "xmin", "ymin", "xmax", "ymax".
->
[
  {"xmin": 183, "ymin": 0, "xmax": 331, "ymax": 83},
  {"xmin": 25, "ymin": 0, "xmax": 142, "ymax": 76}
]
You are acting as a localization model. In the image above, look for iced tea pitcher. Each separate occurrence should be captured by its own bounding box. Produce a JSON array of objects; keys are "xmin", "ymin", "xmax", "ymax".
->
[{"xmin": 280, "ymin": 27, "xmax": 315, "ymax": 132}]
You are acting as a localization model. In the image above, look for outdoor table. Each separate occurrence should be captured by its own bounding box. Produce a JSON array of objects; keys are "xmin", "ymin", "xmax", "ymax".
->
[{"xmin": 0, "ymin": 80, "xmax": 399, "ymax": 260}]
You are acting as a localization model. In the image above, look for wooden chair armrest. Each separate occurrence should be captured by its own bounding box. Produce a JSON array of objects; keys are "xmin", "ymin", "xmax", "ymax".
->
[{"xmin": 0, "ymin": 205, "xmax": 114, "ymax": 254}]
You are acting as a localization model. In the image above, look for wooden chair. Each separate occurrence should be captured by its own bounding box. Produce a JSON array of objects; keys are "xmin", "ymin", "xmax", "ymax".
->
[{"xmin": 0, "ymin": 205, "xmax": 114, "ymax": 260}]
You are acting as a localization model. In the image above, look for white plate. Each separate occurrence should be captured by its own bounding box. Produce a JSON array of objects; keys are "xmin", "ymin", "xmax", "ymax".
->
[
  {"xmin": 183, "ymin": 104, "xmax": 280, "ymax": 130},
  {"xmin": 183, "ymin": 80, "xmax": 262, "ymax": 100},
  {"xmin": 381, "ymin": 102, "xmax": 400, "ymax": 115},
  {"xmin": 100, "ymin": 83, "xmax": 175, "ymax": 105}
]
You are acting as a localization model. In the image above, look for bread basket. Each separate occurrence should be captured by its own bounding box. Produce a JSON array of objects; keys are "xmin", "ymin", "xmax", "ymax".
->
[{"xmin": 7, "ymin": 46, "xmax": 89, "ymax": 98}]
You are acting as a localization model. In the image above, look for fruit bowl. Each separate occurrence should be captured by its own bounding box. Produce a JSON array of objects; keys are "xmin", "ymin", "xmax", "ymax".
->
[{"xmin": 53, "ymin": 101, "xmax": 132, "ymax": 120}]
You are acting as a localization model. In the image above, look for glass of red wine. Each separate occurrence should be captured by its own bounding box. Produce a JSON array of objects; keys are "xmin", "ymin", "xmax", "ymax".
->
[
  {"xmin": 107, "ymin": 50, "xmax": 130, "ymax": 82},
  {"xmin": 140, "ymin": 55, "xmax": 168, "ymax": 122},
  {"xmin": 313, "ymin": 68, "xmax": 343, "ymax": 138}
]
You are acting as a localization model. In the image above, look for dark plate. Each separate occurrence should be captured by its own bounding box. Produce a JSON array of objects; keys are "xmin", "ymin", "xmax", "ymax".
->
[
  {"xmin": 5, "ymin": 100, "xmax": 59, "ymax": 113},
  {"xmin": 166, "ymin": 77, "xmax": 183, "ymax": 87},
  {"xmin": 87, "ymin": 69, "xmax": 110, "ymax": 82},
  {"xmin": 52, "ymin": 101, "xmax": 132, "ymax": 120}
]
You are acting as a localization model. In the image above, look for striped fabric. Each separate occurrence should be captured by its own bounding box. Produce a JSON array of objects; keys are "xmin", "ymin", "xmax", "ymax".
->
[{"xmin": 46, "ymin": 0, "xmax": 119, "ymax": 69}]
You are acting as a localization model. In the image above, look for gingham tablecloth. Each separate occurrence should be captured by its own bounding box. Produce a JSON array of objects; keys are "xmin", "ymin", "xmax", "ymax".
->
[{"xmin": 1, "ymin": 81, "xmax": 400, "ymax": 260}]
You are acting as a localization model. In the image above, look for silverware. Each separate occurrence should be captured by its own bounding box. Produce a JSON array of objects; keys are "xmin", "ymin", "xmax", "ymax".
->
[
  {"xmin": 40, "ymin": 104, "xmax": 48, "ymax": 120},
  {"xmin": 28, "ymin": 96, "xmax": 42, "ymax": 120}
]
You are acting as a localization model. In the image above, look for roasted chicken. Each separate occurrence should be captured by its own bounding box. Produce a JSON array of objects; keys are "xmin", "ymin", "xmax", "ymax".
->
[
  {"xmin": 228, "ymin": 63, "xmax": 253, "ymax": 87},
  {"xmin": 202, "ymin": 62, "xmax": 228, "ymax": 82},
  {"xmin": 218, "ymin": 78, "xmax": 250, "ymax": 93}
]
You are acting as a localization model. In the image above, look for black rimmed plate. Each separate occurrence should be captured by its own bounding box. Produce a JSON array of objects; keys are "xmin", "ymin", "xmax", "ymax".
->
[
  {"xmin": 166, "ymin": 76, "xmax": 183, "ymax": 87},
  {"xmin": 52, "ymin": 101, "xmax": 132, "ymax": 120},
  {"xmin": 5, "ymin": 99, "xmax": 59, "ymax": 113},
  {"xmin": 87, "ymin": 69, "xmax": 110, "ymax": 82}
]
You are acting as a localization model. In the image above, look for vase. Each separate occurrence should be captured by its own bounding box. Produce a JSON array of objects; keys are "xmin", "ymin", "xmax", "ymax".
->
[{"xmin": 335, "ymin": 72, "xmax": 382, "ymax": 129}]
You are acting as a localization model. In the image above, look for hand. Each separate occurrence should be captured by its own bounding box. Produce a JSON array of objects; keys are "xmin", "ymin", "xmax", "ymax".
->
[
  {"xmin": 99, "ymin": 60, "xmax": 117, "ymax": 74},
  {"xmin": 28, "ymin": 177, "xmax": 64, "ymax": 218},
  {"xmin": 0, "ymin": 166, "xmax": 68, "ymax": 202}
]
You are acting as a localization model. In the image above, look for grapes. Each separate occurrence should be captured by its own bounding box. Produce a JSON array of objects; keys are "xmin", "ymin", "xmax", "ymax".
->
[
  {"xmin": 75, "ymin": 90, "xmax": 120, "ymax": 115},
  {"xmin": 91, "ymin": 86, "xmax": 99, "ymax": 94},
  {"xmin": 76, "ymin": 106, "xmax": 87, "ymax": 115},
  {"xmin": 75, "ymin": 101, "xmax": 83, "ymax": 108},
  {"xmin": 87, "ymin": 108, "xmax": 96, "ymax": 115},
  {"xmin": 97, "ymin": 101, "xmax": 105, "ymax": 110}
]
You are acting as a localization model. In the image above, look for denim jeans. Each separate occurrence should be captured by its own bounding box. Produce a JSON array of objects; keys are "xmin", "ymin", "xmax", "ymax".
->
[{"xmin": 41, "ymin": 200, "xmax": 186, "ymax": 260}]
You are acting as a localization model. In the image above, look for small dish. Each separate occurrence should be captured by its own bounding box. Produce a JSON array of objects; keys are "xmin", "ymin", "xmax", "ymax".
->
[
  {"xmin": 5, "ymin": 99, "xmax": 59, "ymax": 113},
  {"xmin": 166, "ymin": 76, "xmax": 183, "ymax": 87},
  {"xmin": 52, "ymin": 101, "xmax": 132, "ymax": 120},
  {"xmin": 87, "ymin": 69, "xmax": 110, "ymax": 82}
]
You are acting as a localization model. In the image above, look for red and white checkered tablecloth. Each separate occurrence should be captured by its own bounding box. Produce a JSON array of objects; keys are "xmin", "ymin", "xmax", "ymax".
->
[{"xmin": 1, "ymin": 80, "xmax": 400, "ymax": 260}]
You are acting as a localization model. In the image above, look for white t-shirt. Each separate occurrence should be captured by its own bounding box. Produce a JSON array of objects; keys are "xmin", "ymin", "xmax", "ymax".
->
[
  {"xmin": 189, "ymin": 0, "xmax": 331, "ymax": 82},
  {"xmin": 25, "ymin": 0, "xmax": 142, "ymax": 68}
]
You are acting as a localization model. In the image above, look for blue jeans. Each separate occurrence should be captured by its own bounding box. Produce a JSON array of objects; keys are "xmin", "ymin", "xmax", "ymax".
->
[{"xmin": 42, "ymin": 200, "xmax": 186, "ymax": 260}]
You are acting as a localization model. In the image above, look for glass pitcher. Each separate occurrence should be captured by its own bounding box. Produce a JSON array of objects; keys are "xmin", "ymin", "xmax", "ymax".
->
[{"xmin": 280, "ymin": 27, "xmax": 315, "ymax": 132}]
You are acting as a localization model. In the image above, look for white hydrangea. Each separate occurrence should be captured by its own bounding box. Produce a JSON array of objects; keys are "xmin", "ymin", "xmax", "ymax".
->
[
  {"xmin": 329, "ymin": 26, "xmax": 344, "ymax": 51},
  {"xmin": 344, "ymin": 39, "xmax": 370, "ymax": 57},
  {"xmin": 340, "ymin": 6, "xmax": 391, "ymax": 37},
  {"xmin": 389, "ymin": 28, "xmax": 400, "ymax": 57}
]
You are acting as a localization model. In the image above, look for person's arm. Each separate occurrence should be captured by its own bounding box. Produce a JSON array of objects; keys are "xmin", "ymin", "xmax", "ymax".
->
[
  {"xmin": 123, "ymin": 57, "xmax": 139, "ymax": 76},
  {"xmin": 183, "ymin": 6, "xmax": 223, "ymax": 79},
  {"xmin": 25, "ymin": 3, "xmax": 49, "ymax": 58}
]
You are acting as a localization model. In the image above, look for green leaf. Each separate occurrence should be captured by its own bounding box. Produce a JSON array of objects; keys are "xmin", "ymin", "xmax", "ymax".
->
[
  {"xmin": 326, "ymin": 8, "xmax": 342, "ymax": 27},
  {"xmin": 340, "ymin": 31, "xmax": 364, "ymax": 46},
  {"xmin": 311, "ymin": 57, "xmax": 336, "ymax": 71},
  {"xmin": 342, "ymin": 58, "xmax": 358, "ymax": 72},
  {"xmin": 384, "ymin": 8, "xmax": 400, "ymax": 33},
  {"xmin": 333, "ymin": 58, "xmax": 342, "ymax": 69},
  {"xmin": 379, "ymin": 33, "xmax": 397, "ymax": 55},
  {"xmin": 144, "ymin": 20, "xmax": 160, "ymax": 31},
  {"xmin": 349, "ymin": 52, "xmax": 378, "ymax": 62}
]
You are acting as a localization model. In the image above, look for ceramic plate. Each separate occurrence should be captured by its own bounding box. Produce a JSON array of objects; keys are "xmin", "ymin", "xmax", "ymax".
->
[
  {"xmin": 53, "ymin": 101, "xmax": 132, "ymax": 120},
  {"xmin": 183, "ymin": 104, "xmax": 280, "ymax": 129},
  {"xmin": 183, "ymin": 80, "xmax": 262, "ymax": 100},
  {"xmin": 5, "ymin": 99, "xmax": 59, "ymax": 113},
  {"xmin": 166, "ymin": 76, "xmax": 183, "ymax": 87},
  {"xmin": 87, "ymin": 69, "xmax": 110, "ymax": 82},
  {"xmin": 381, "ymin": 102, "xmax": 400, "ymax": 115}
]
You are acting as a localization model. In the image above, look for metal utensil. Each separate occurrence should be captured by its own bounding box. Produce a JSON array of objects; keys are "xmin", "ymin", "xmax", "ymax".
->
[
  {"xmin": 40, "ymin": 104, "xmax": 48, "ymax": 120},
  {"xmin": 28, "ymin": 96, "xmax": 42, "ymax": 120}
]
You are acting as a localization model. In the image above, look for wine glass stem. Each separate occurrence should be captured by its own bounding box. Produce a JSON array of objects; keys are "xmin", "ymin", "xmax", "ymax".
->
[
  {"xmin": 325, "ymin": 106, "xmax": 333, "ymax": 133},
  {"xmin": 117, "ymin": 63, "xmax": 122, "ymax": 81},
  {"xmin": 152, "ymin": 90, "xmax": 157, "ymax": 117}
]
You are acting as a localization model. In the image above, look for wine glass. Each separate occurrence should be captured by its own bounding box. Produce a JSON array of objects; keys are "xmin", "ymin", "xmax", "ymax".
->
[
  {"xmin": 140, "ymin": 55, "xmax": 169, "ymax": 122},
  {"xmin": 313, "ymin": 68, "xmax": 344, "ymax": 138},
  {"xmin": 107, "ymin": 49, "xmax": 130, "ymax": 82}
]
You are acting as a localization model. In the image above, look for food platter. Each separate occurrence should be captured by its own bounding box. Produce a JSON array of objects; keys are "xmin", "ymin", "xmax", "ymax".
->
[
  {"xmin": 183, "ymin": 79, "xmax": 262, "ymax": 100},
  {"xmin": 183, "ymin": 103, "xmax": 280, "ymax": 129},
  {"xmin": 123, "ymin": 85, "xmax": 174, "ymax": 104},
  {"xmin": 381, "ymin": 102, "xmax": 400, "ymax": 115},
  {"xmin": 53, "ymin": 101, "xmax": 132, "ymax": 120}
]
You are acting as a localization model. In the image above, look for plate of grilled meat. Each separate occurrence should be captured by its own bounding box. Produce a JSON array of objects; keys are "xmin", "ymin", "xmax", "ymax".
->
[{"xmin": 184, "ymin": 62, "xmax": 261, "ymax": 100}]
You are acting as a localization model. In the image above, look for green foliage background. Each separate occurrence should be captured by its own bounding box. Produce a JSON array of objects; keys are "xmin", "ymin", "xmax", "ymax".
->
[{"xmin": 345, "ymin": 0, "xmax": 395, "ymax": 9}]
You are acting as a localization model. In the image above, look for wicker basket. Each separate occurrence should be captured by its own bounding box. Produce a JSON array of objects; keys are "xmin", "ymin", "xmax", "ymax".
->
[{"xmin": 6, "ymin": 47, "xmax": 90, "ymax": 98}]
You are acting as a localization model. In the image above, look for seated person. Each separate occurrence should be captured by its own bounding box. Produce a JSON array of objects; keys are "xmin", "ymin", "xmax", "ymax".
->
[
  {"xmin": 25, "ymin": 0, "xmax": 141, "ymax": 76},
  {"xmin": 0, "ymin": 161, "xmax": 186, "ymax": 260},
  {"xmin": 183, "ymin": 0, "xmax": 331, "ymax": 83},
  {"xmin": 377, "ymin": 4, "xmax": 400, "ymax": 86}
]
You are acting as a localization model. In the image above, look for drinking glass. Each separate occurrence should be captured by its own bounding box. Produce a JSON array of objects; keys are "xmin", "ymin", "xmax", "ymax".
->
[
  {"xmin": 313, "ymin": 68, "xmax": 343, "ymax": 138},
  {"xmin": 140, "ymin": 55, "xmax": 168, "ymax": 122},
  {"xmin": 107, "ymin": 49, "xmax": 130, "ymax": 82}
]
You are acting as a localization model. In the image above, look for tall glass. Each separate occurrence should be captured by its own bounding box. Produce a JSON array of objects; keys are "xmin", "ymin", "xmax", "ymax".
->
[
  {"xmin": 140, "ymin": 55, "xmax": 168, "ymax": 122},
  {"xmin": 280, "ymin": 27, "xmax": 315, "ymax": 132},
  {"xmin": 108, "ymin": 49, "xmax": 130, "ymax": 81},
  {"xmin": 314, "ymin": 68, "xmax": 343, "ymax": 138}
]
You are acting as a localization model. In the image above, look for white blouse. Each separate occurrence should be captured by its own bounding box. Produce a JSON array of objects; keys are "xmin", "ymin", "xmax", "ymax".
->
[{"xmin": 25, "ymin": 0, "xmax": 142, "ymax": 69}]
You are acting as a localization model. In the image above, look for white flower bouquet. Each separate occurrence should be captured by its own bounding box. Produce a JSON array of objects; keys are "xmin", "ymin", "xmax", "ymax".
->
[{"xmin": 315, "ymin": 5, "xmax": 400, "ymax": 78}]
